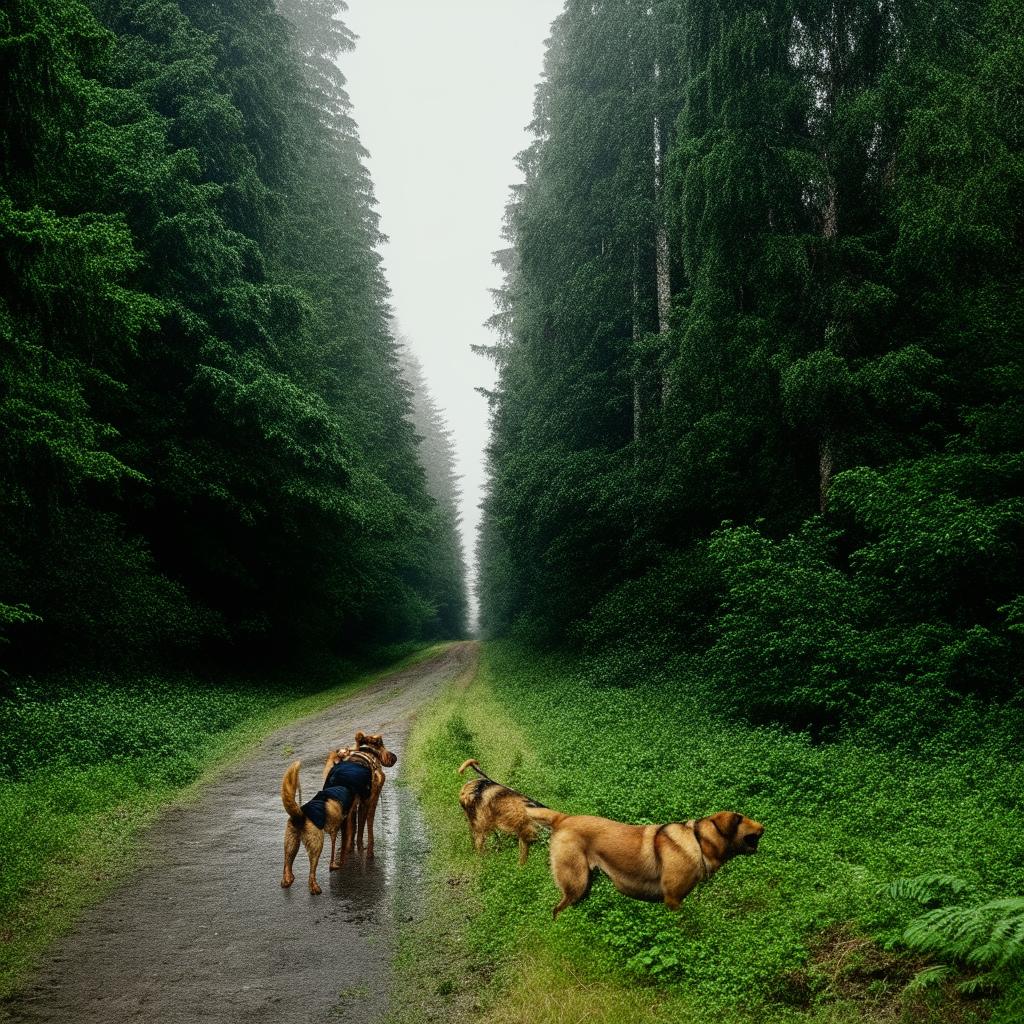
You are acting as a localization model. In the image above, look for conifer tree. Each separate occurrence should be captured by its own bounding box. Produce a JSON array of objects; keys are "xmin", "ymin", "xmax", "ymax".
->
[
  {"xmin": 480, "ymin": 0, "xmax": 1023, "ymax": 726},
  {"xmin": 0, "ymin": 0, "xmax": 466, "ymax": 664}
]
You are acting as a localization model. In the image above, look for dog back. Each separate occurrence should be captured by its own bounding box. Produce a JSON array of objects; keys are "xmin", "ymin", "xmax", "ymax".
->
[{"xmin": 326, "ymin": 759, "xmax": 372, "ymax": 798}]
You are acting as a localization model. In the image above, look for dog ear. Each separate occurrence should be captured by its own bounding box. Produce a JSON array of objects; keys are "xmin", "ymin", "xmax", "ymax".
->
[
  {"xmin": 712, "ymin": 811, "xmax": 742, "ymax": 839},
  {"xmin": 355, "ymin": 731, "xmax": 366, "ymax": 746}
]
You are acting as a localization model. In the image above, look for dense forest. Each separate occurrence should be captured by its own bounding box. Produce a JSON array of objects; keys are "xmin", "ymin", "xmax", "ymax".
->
[
  {"xmin": 0, "ymin": 0, "xmax": 466, "ymax": 671},
  {"xmin": 479, "ymin": 0, "xmax": 1023, "ymax": 736}
]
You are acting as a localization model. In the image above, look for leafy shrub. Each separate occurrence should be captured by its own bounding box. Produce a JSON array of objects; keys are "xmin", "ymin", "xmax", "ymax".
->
[
  {"xmin": 0, "ymin": 673, "xmax": 282, "ymax": 780},
  {"xmin": 573, "ymin": 548, "xmax": 718, "ymax": 668},
  {"xmin": 702, "ymin": 453, "xmax": 1024, "ymax": 735},
  {"xmin": 704, "ymin": 520, "xmax": 870, "ymax": 731}
]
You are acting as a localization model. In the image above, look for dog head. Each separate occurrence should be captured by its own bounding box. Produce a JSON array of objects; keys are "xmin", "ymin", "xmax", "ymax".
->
[
  {"xmin": 706, "ymin": 811, "xmax": 764, "ymax": 856},
  {"xmin": 355, "ymin": 730, "xmax": 398, "ymax": 768}
]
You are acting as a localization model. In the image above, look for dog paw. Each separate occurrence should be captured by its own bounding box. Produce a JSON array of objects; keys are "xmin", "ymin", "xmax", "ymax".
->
[
  {"xmin": 281, "ymin": 876, "xmax": 293, "ymax": 888},
  {"xmin": 310, "ymin": 883, "xmax": 322, "ymax": 895}
]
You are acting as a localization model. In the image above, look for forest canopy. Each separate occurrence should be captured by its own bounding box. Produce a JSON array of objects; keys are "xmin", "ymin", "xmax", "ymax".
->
[{"xmin": 0, "ymin": 0, "xmax": 466, "ymax": 668}]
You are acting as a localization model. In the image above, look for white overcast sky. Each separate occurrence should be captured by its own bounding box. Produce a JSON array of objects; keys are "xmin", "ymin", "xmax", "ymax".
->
[{"xmin": 343, "ymin": 0, "xmax": 563, "ymax": 620}]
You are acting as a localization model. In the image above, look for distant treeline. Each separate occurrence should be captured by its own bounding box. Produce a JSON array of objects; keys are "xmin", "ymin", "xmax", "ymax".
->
[
  {"xmin": 0, "ymin": 0, "xmax": 466, "ymax": 668},
  {"xmin": 397, "ymin": 337, "xmax": 468, "ymax": 641},
  {"xmin": 479, "ymin": 0, "xmax": 1023, "ymax": 733}
]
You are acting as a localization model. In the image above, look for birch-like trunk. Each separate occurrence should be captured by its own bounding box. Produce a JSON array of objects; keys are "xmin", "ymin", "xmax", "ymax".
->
[
  {"xmin": 652, "ymin": 55, "xmax": 671, "ymax": 405},
  {"xmin": 819, "ymin": 177, "xmax": 838, "ymax": 510},
  {"xmin": 632, "ymin": 242, "xmax": 642, "ymax": 443}
]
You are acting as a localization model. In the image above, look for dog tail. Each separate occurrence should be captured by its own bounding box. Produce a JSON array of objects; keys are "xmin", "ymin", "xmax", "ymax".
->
[
  {"xmin": 459, "ymin": 758, "xmax": 550, "ymax": 811},
  {"xmin": 281, "ymin": 760, "xmax": 306, "ymax": 829},
  {"xmin": 458, "ymin": 758, "xmax": 495, "ymax": 782},
  {"xmin": 525, "ymin": 805, "xmax": 566, "ymax": 828}
]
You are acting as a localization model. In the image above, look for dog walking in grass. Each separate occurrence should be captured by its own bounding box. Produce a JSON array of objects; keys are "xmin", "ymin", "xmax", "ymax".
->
[
  {"xmin": 458, "ymin": 758, "xmax": 545, "ymax": 865},
  {"xmin": 525, "ymin": 806, "xmax": 764, "ymax": 918}
]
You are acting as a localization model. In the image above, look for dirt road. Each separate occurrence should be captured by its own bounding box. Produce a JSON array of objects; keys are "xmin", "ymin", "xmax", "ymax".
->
[{"xmin": 1, "ymin": 642, "xmax": 476, "ymax": 1024}]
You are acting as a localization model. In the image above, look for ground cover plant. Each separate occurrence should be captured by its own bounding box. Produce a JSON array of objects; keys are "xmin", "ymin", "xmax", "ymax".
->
[
  {"xmin": 0, "ymin": 643, "xmax": 440, "ymax": 997},
  {"xmin": 397, "ymin": 642, "xmax": 1023, "ymax": 1023}
]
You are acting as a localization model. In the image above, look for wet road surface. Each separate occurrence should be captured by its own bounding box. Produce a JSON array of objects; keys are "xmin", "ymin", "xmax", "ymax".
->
[{"xmin": 1, "ymin": 643, "xmax": 475, "ymax": 1024}]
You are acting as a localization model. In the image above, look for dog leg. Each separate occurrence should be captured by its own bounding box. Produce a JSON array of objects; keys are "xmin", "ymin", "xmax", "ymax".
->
[
  {"xmin": 344, "ymin": 794, "xmax": 360, "ymax": 860},
  {"xmin": 364, "ymin": 793, "xmax": 380, "ymax": 858},
  {"xmin": 329, "ymin": 828, "xmax": 341, "ymax": 871},
  {"xmin": 356, "ymin": 800, "xmax": 367, "ymax": 852},
  {"xmin": 518, "ymin": 822, "xmax": 539, "ymax": 865},
  {"xmin": 472, "ymin": 821, "xmax": 488, "ymax": 854},
  {"xmin": 549, "ymin": 836, "xmax": 591, "ymax": 920},
  {"xmin": 660, "ymin": 865, "xmax": 696, "ymax": 911},
  {"xmin": 339, "ymin": 807, "xmax": 356, "ymax": 866},
  {"xmin": 305, "ymin": 825, "xmax": 324, "ymax": 895},
  {"xmin": 282, "ymin": 822, "xmax": 300, "ymax": 888}
]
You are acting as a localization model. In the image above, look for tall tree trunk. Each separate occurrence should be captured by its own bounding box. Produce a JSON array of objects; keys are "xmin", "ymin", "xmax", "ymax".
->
[
  {"xmin": 632, "ymin": 241, "xmax": 642, "ymax": 443},
  {"xmin": 818, "ymin": 431, "xmax": 834, "ymax": 513},
  {"xmin": 819, "ymin": 176, "xmax": 838, "ymax": 510},
  {"xmin": 652, "ymin": 47, "xmax": 671, "ymax": 405}
]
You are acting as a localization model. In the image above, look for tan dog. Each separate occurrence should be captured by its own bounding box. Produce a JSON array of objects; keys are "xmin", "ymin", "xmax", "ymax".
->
[
  {"xmin": 332, "ymin": 732, "xmax": 397, "ymax": 858},
  {"xmin": 458, "ymin": 758, "xmax": 543, "ymax": 865},
  {"xmin": 280, "ymin": 752, "xmax": 360, "ymax": 895},
  {"xmin": 526, "ymin": 807, "xmax": 764, "ymax": 918}
]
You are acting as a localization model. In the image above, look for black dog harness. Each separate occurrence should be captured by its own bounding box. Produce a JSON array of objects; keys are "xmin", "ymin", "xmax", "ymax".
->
[{"xmin": 300, "ymin": 760, "xmax": 372, "ymax": 829}]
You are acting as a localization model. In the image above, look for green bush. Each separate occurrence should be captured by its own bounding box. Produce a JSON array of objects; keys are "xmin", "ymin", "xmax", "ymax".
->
[
  {"xmin": 701, "ymin": 454, "xmax": 1023, "ymax": 735},
  {"xmin": 0, "ymin": 673, "xmax": 283, "ymax": 781}
]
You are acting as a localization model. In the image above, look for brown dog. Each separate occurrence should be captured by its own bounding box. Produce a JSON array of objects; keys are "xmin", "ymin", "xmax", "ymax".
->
[
  {"xmin": 279, "ymin": 733, "xmax": 397, "ymax": 894},
  {"xmin": 332, "ymin": 732, "xmax": 397, "ymax": 858},
  {"xmin": 458, "ymin": 758, "xmax": 543, "ymax": 865},
  {"xmin": 280, "ymin": 752, "xmax": 360, "ymax": 895},
  {"xmin": 526, "ymin": 807, "xmax": 764, "ymax": 918}
]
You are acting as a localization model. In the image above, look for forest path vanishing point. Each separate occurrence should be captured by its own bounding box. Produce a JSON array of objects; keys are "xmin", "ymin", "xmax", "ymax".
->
[{"xmin": 1, "ymin": 642, "xmax": 479, "ymax": 1024}]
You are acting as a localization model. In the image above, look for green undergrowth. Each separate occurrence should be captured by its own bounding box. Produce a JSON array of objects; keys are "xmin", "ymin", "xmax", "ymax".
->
[
  {"xmin": 395, "ymin": 641, "xmax": 1022, "ymax": 1023},
  {"xmin": 0, "ymin": 642, "xmax": 447, "ymax": 997}
]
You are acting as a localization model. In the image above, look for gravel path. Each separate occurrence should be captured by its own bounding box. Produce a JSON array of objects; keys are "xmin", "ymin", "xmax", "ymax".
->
[{"xmin": 1, "ymin": 642, "xmax": 476, "ymax": 1024}]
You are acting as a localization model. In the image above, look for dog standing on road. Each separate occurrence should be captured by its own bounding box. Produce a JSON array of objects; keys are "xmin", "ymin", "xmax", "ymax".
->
[
  {"xmin": 280, "ymin": 732, "xmax": 397, "ymax": 895},
  {"xmin": 330, "ymin": 732, "xmax": 398, "ymax": 859},
  {"xmin": 280, "ymin": 751, "xmax": 369, "ymax": 894},
  {"xmin": 458, "ymin": 758, "xmax": 544, "ymax": 865},
  {"xmin": 526, "ymin": 806, "xmax": 764, "ymax": 918}
]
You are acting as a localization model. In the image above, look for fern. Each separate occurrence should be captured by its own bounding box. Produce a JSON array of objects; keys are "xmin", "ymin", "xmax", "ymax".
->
[
  {"xmin": 904, "ymin": 964, "xmax": 954, "ymax": 992},
  {"xmin": 889, "ymin": 874, "xmax": 1024, "ymax": 996},
  {"xmin": 886, "ymin": 873, "xmax": 970, "ymax": 905}
]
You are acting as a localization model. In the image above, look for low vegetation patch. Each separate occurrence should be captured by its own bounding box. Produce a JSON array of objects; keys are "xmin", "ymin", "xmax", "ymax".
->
[{"xmin": 396, "ymin": 642, "xmax": 1022, "ymax": 1022}]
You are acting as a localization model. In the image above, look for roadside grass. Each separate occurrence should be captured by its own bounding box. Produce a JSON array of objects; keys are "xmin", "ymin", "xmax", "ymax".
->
[
  {"xmin": 0, "ymin": 642, "xmax": 447, "ymax": 997},
  {"xmin": 394, "ymin": 641, "xmax": 1022, "ymax": 1023}
]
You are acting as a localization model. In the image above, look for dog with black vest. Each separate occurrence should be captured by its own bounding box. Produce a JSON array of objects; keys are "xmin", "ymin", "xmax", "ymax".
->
[{"xmin": 280, "ymin": 733, "xmax": 397, "ymax": 895}]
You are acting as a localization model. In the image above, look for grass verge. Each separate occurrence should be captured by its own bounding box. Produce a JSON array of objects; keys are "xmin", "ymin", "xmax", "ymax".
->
[
  {"xmin": 0, "ymin": 642, "xmax": 448, "ymax": 997},
  {"xmin": 390, "ymin": 641, "xmax": 1021, "ymax": 1023}
]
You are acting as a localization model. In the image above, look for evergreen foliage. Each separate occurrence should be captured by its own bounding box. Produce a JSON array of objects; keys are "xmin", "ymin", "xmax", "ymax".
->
[
  {"xmin": 396, "ymin": 336, "xmax": 469, "ymax": 638},
  {"xmin": 0, "ymin": 0, "xmax": 465, "ymax": 666},
  {"xmin": 479, "ymin": 0, "xmax": 1024, "ymax": 734}
]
